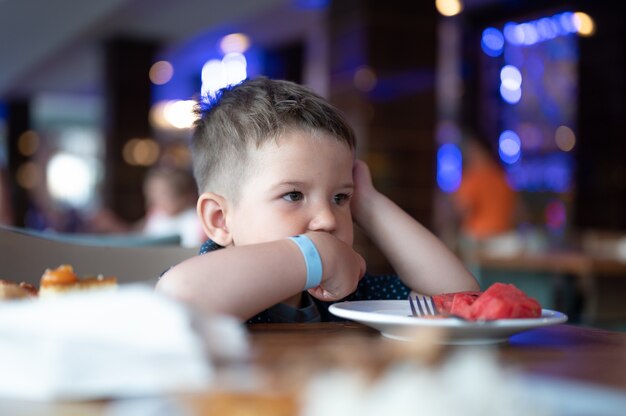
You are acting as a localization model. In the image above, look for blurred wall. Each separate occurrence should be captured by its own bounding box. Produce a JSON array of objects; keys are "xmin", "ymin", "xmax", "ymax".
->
[{"xmin": 328, "ymin": 1, "xmax": 438, "ymax": 273}]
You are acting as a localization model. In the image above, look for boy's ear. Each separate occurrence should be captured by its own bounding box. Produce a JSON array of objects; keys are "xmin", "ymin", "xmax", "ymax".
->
[{"xmin": 197, "ymin": 192, "xmax": 233, "ymax": 247}]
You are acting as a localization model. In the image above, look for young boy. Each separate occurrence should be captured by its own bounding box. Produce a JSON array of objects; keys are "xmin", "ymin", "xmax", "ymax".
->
[{"xmin": 156, "ymin": 77, "xmax": 478, "ymax": 322}]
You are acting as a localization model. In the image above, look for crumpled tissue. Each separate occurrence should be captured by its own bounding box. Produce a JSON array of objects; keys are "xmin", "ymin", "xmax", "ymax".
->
[{"xmin": 0, "ymin": 285, "xmax": 248, "ymax": 400}]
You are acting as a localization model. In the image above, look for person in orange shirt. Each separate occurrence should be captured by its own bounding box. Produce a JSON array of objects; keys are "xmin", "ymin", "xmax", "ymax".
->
[{"xmin": 453, "ymin": 136, "xmax": 517, "ymax": 241}]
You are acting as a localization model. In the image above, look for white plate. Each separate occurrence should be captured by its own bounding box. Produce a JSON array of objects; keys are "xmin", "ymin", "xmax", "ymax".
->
[{"xmin": 329, "ymin": 300, "xmax": 568, "ymax": 345}]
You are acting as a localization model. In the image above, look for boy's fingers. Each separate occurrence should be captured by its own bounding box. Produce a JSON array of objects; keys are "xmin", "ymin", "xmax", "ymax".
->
[
  {"xmin": 307, "ymin": 286, "xmax": 332, "ymax": 301},
  {"xmin": 308, "ymin": 265, "xmax": 363, "ymax": 301},
  {"xmin": 358, "ymin": 254, "xmax": 366, "ymax": 279}
]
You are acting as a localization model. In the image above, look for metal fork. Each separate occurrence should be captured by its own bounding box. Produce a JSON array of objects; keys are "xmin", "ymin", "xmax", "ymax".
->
[{"xmin": 408, "ymin": 292, "xmax": 438, "ymax": 317}]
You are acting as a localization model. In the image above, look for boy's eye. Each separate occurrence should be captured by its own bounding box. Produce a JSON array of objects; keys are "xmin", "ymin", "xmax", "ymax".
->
[
  {"xmin": 334, "ymin": 193, "xmax": 351, "ymax": 205},
  {"xmin": 282, "ymin": 191, "xmax": 304, "ymax": 202}
]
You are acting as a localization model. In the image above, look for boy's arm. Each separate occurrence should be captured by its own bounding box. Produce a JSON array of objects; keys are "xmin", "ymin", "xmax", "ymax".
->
[
  {"xmin": 156, "ymin": 232, "xmax": 365, "ymax": 320},
  {"xmin": 351, "ymin": 160, "xmax": 479, "ymax": 294}
]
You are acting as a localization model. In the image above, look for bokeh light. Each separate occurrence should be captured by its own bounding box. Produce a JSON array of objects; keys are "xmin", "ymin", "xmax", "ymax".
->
[
  {"xmin": 492, "ymin": 10, "xmax": 581, "ymax": 200},
  {"xmin": 221, "ymin": 52, "xmax": 248, "ymax": 86},
  {"xmin": 500, "ymin": 84, "xmax": 522, "ymax": 104},
  {"xmin": 500, "ymin": 65, "xmax": 522, "ymax": 89},
  {"xmin": 559, "ymin": 12, "xmax": 577, "ymax": 34},
  {"xmin": 219, "ymin": 33, "xmax": 251, "ymax": 54},
  {"xmin": 164, "ymin": 100, "xmax": 197, "ymax": 129},
  {"xmin": 149, "ymin": 101, "xmax": 171, "ymax": 130},
  {"xmin": 555, "ymin": 125, "xmax": 576, "ymax": 151},
  {"xmin": 481, "ymin": 27, "xmax": 504, "ymax": 57},
  {"xmin": 437, "ymin": 143, "xmax": 463, "ymax": 193},
  {"xmin": 122, "ymin": 138, "xmax": 160, "ymax": 166},
  {"xmin": 502, "ymin": 12, "xmax": 584, "ymax": 46},
  {"xmin": 353, "ymin": 66, "xmax": 377, "ymax": 92},
  {"xmin": 201, "ymin": 59, "xmax": 223, "ymax": 97},
  {"xmin": 149, "ymin": 61, "xmax": 174, "ymax": 85},
  {"xmin": 47, "ymin": 153, "xmax": 95, "ymax": 206},
  {"xmin": 503, "ymin": 22, "xmax": 524, "ymax": 45},
  {"xmin": 435, "ymin": 0, "xmax": 463, "ymax": 17},
  {"xmin": 500, "ymin": 65, "xmax": 522, "ymax": 104},
  {"xmin": 573, "ymin": 12, "xmax": 595, "ymax": 36},
  {"xmin": 498, "ymin": 130, "xmax": 521, "ymax": 164},
  {"xmin": 16, "ymin": 161, "xmax": 39, "ymax": 190},
  {"xmin": 201, "ymin": 52, "xmax": 248, "ymax": 98},
  {"xmin": 17, "ymin": 130, "xmax": 40, "ymax": 156},
  {"xmin": 294, "ymin": 0, "xmax": 330, "ymax": 8},
  {"xmin": 150, "ymin": 100, "xmax": 198, "ymax": 131}
]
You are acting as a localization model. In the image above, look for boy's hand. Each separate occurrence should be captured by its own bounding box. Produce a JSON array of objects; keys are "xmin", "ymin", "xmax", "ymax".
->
[
  {"xmin": 351, "ymin": 159, "xmax": 378, "ymax": 228},
  {"xmin": 304, "ymin": 231, "xmax": 366, "ymax": 301}
]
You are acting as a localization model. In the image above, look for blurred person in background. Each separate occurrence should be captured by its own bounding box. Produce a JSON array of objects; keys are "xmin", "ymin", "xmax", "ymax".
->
[
  {"xmin": 89, "ymin": 166, "xmax": 204, "ymax": 247},
  {"xmin": 452, "ymin": 134, "xmax": 519, "ymax": 254}
]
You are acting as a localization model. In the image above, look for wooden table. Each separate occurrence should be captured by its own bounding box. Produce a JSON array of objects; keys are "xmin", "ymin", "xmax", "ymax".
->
[
  {"xmin": 247, "ymin": 322, "xmax": 626, "ymax": 390},
  {"xmin": 2, "ymin": 322, "xmax": 626, "ymax": 415}
]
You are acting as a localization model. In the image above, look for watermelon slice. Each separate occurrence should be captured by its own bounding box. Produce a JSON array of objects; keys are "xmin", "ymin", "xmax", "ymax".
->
[
  {"xmin": 432, "ymin": 290, "xmax": 480, "ymax": 315},
  {"xmin": 431, "ymin": 283, "xmax": 541, "ymax": 321}
]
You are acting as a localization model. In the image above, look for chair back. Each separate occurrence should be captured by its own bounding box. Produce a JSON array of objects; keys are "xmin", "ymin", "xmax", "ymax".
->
[{"xmin": 0, "ymin": 226, "xmax": 198, "ymax": 287}]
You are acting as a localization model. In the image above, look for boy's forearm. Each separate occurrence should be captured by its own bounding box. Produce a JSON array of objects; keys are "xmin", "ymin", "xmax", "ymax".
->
[
  {"xmin": 356, "ymin": 192, "xmax": 479, "ymax": 294},
  {"xmin": 156, "ymin": 239, "xmax": 307, "ymax": 320},
  {"xmin": 156, "ymin": 234, "xmax": 365, "ymax": 320}
]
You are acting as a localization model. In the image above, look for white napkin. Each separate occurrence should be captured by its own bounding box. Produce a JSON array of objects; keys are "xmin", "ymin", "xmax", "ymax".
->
[{"xmin": 0, "ymin": 285, "xmax": 248, "ymax": 401}]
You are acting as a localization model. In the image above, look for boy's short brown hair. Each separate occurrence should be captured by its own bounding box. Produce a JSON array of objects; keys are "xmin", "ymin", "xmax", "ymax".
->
[{"xmin": 191, "ymin": 77, "xmax": 356, "ymax": 201}]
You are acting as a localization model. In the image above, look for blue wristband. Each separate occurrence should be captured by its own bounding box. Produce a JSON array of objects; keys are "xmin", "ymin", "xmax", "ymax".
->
[{"xmin": 288, "ymin": 235, "xmax": 323, "ymax": 290}]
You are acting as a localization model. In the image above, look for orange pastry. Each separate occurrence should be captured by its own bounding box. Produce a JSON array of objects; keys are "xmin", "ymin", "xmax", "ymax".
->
[
  {"xmin": 39, "ymin": 264, "xmax": 117, "ymax": 298},
  {"xmin": 0, "ymin": 279, "xmax": 38, "ymax": 300}
]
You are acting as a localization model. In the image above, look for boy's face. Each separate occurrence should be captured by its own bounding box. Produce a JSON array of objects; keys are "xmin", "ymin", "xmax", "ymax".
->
[{"xmin": 224, "ymin": 130, "xmax": 355, "ymax": 247}]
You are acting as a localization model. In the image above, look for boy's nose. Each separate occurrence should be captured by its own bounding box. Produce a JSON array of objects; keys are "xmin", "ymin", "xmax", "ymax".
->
[{"xmin": 308, "ymin": 204, "xmax": 337, "ymax": 233}]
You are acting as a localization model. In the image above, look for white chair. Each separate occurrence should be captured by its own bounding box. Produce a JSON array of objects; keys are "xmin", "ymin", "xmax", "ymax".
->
[{"xmin": 0, "ymin": 226, "xmax": 198, "ymax": 287}]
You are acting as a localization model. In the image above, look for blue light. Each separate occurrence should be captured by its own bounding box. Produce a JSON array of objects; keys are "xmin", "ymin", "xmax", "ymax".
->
[
  {"xmin": 294, "ymin": 0, "xmax": 329, "ymax": 9},
  {"xmin": 559, "ymin": 12, "xmax": 577, "ymax": 34},
  {"xmin": 503, "ymin": 23, "xmax": 524, "ymax": 45},
  {"xmin": 498, "ymin": 130, "xmax": 521, "ymax": 164},
  {"xmin": 500, "ymin": 84, "xmax": 522, "ymax": 104},
  {"xmin": 536, "ymin": 17, "xmax": 558, "ymax": 41},
  {"xmin": 437, "ymin": 143, "xmax": 462, "ymax": 193},
  {"xmin": 500, "ymin": 65, "xmax": 522, "ymax": 104},
  {"xmin": 481, "ymin": 27, "xmax": 504, "ymax": 57},
  {"xmin": 504, "ymin": 154, "xmax": 573, "ymax": 192},
  {"xmin": 500, "ymin": 65, "xmax": 522, "ymax": 88},
  {"xmin": 502, "ymin": 12, "xmax": 578, "ymax": 47},
  {"xmin": 201, "ymin": 52, "xmax": 248, "ymax": 99},
  {"xmin": 520, "ymin": 23, "xmax": 539, "ymax": 45}
]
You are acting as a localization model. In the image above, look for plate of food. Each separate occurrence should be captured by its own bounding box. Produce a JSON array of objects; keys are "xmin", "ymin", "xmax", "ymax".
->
[{"xmin": 329, "ymin": 283, "xmax": 568, "ymax": 345}]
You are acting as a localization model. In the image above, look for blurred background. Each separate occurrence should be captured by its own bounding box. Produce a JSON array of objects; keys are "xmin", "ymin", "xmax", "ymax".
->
[{"xmin": 1, "ymin": 0, "xmax": 625, "ymax": 327}]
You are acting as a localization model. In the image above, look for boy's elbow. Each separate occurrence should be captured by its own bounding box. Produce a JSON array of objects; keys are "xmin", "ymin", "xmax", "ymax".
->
[
  {"xmin": 155, "ymin": 271, "xmax": 196, "ymax": 306},
  {"xmin": 155, "ymin": 270, "xmax": 248, "ymax": 321}
]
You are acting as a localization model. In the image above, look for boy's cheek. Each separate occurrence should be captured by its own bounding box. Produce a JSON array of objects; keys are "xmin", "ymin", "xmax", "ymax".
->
[{"xmin": 340, "ymin": 222, "xmax": 355, "ymax": 247}]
